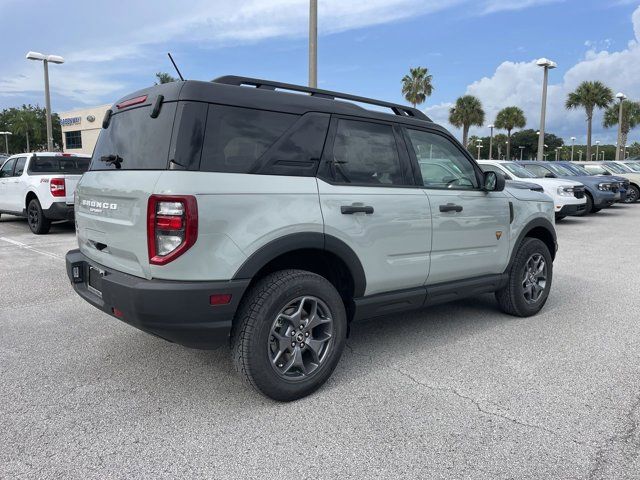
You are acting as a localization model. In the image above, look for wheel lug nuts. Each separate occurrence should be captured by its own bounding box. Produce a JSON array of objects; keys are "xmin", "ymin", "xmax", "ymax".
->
[
  {"xmin": 291, "ymin": 342, "xmax": 296, "ymax": 347},
  {"xmin": 291, "ymin": 331, "xmax": 296, "ymax": 336},
  {"xmin": 299, "ymin": 324, "xmax": 304, "ymax": 330},
  {"xmin": 278, "ymin": 364, "xmax": 283, "ymax": 368},
  {"xmin": 305, "ymin": 332, "xmax": 309, "ymax": 337},
  {"xmin": 300, "ymin": 342, "xmax": 305, "ymax": 348}
]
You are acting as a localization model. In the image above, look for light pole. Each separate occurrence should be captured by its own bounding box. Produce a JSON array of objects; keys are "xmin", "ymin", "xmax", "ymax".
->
[
  {"xmin": 601, "ymin": 151, "xmax": 605, "ymax": 161},
  {"xmin": 309, "ymin": 0, "xmax": 318, "ymax": 88},
  {"xmin": 519, "ymin": 146, "xmax": 525, "ymax": 160},
  {"xmin": 555, "ymin": 147, "xmax": 561, "ymax": 161},
  {"xmin": 536, "ymin": 58, "xmax": 557, "ymax": 161},
  {"xmin": 615, "ymin": 92, "xmax": 626, "ymax": 160},
  {"xmin": 0, "ymin": 131, "xmax": 11, "ymax": 154},
  {"xmin": 26, "ymin": 51, "xmax": 64, "ymax": 151},
  {"xmin": 488, "ymin": 124, "xmax": 495, "ymax": 160},
  {"xmin": 476, "ymin": 140, "xmax": 483, "ymax": 160},
  {"xmin": 624, "ymin": 145, "xmax": 629, "ymax": 159},
  {"xmin": 570, "ymin": 136, "xmax": 576, "ymax": 161},
  {"xmin": 578, "ymin": 150, "xmax": 583, "ymax": 161},
  {"xmin": 595, "ymin": 140, "xmax": 600, "ymax": 161}
]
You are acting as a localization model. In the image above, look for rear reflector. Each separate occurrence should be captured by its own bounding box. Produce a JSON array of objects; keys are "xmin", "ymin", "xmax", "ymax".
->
[
  {"xmin": 50, "ymin": 178, "xmax": 66, "ymax": 197},
  {"xmin": 116, "ymin": 95, "xmax": 148, "ymax": 109},
  {"xmin": 210, "ymin": 294, "xmax": 232, "ymax": 306},
  {"xmin": 112, "ymin": 308, "xmax": 124, "ymax": 319}
]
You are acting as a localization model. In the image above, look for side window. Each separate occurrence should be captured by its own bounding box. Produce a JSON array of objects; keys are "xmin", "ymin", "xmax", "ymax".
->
[
  {"xmin": 200, "ymin": 105, "xmax": 298, "ymax": 173},
  {"xmin": 480, "ymin": 164, "xmax": 511, "ymax": 180},
  {"xmin": 330, "ymin": 119, "xmax": 404, "ymax": 185},
  {"xmin": 523, "ymin": 164, "xmax": 551, "ymax": 178},
  {"xmin": 0, "ymin": 158, "xmax": 16, "ymax": 178},
  {"xmin": 14, "ymin": 157, "xmax": 27, "ymax": 176},
  {"xmin": 405, "ymin": 129, "xmax": 479, "ymax": 189}
]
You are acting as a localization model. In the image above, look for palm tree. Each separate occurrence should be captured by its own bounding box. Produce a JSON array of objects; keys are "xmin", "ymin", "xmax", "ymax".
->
[
  {"xmin": 449, "ymin": 95, "xmax": 485, "ymax": 147},
  {"xmin": 603, "ymin": 100, "xmax": 640, "ymax": 155},
  {"xmin": 155, "ymin": 72, "xmax": 177, "ymax": 84},
  {"xmin": 401, "ymin": 67, "xmax": 434, "ymax": 108},
  {"xmin": 565, "ymin": 81, "xmax": 614, "ymax": 160},
  {"xmin": 494, "ymin": 106, "xmax": 526, "ymax": 160},
  {"xmin": 11, "ymin": 109, "xmax": 39, "ymax": 152}
]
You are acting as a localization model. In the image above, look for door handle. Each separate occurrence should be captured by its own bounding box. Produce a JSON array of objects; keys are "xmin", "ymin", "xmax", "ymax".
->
[
  {"xmin": 439, "ymin": 203, "xmax": 463, "ymax": 213},
  {"xmin": 341, "ymin": 205, "xmax": 374, "ymax": 215}
]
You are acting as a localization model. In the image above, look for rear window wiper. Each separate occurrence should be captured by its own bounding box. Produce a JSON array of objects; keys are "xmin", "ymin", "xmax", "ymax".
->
[{"xmin": 100, "ymin": 154, "xmax": 123, "ymax": 169}]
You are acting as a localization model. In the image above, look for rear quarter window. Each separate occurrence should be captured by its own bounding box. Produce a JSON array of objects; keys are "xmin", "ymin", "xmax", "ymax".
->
[{"xmin": 199, "ymin": 105, "xmax": 299, "ymax": 173}]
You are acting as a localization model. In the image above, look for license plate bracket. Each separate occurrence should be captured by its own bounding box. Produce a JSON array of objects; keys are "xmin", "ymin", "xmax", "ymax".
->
[{"xmin": 87, "ymin": 266, "xmax": 104, "ymax": 298}]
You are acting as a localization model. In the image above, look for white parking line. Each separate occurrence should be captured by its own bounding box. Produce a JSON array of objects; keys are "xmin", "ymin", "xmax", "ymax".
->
[{"xmin": 0, "ymin": 237, "xmax": 65, "ymax": 261}]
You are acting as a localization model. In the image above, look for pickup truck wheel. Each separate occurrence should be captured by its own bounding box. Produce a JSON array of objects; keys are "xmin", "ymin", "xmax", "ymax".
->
[
  {"xmin": 27, "ymin": 198, "xmax": 51, "ymax": 235},
  {"xmin": 231, "ymin": 269, "xmax": 346, "ymax": 401},
  {"xmin": 496, "ymin": 238, "xmax": 553, "ymax": 317}
]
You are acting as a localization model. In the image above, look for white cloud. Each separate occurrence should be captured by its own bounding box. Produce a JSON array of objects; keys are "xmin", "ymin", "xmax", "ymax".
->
[
  {"xmin": 427, "ymin": 5, "xmax": 640, "ymax": 145},
  {"xmin": 481, "ymin": 0, "xmax": 563, "ymax": 14}
]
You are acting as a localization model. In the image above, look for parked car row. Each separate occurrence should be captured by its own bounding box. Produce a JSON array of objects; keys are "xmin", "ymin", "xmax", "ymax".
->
[{"xmin": 477, "ymin": 159, "xmax": 638, "ymax": 221}]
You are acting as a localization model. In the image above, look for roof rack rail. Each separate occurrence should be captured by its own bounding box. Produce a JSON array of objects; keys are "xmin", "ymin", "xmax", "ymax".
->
[{"xmin": 213, "ymin": 75, "xmax": 431, "ymax": 121}]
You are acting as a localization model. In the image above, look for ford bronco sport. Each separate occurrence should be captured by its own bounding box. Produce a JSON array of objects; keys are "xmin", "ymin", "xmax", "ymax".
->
[{"xmin": 66, "ymin": 77, "xmax": 557, "ymax": 401}]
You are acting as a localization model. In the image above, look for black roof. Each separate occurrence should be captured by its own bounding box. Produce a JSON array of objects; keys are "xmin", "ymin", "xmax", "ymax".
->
[{"xmin": 111, "ymin": 76, "xmax": 442, "ymax": 132}]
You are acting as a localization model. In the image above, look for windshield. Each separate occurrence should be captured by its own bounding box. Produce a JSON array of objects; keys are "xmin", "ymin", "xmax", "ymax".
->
[
  {"xmin": 562, "ymin": 163, "xmax": 590, "ymax": 175},
  {"xmin": 624, "ymin": 161, "xmax": 640, "ymax": 172},
  {"xmin": 544, "ymin": 163, "xmax": 574, "ymax": 176},
  {"xmin": 501, "ymin": 162, "xmax": 537, "ymax": 178},
  {"xmin": 583, "ymin": 164, "xmax": 609, "ymax": 175},
  {"xmin": 604, "ymin": 162, "xmax": 631, "ymax": 174},
  {"xmin": 29, "ymin": 155, "xmax": 90, "ymax": 174}
]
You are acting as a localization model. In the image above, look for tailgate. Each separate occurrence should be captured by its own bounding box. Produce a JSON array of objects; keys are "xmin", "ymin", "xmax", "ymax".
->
[
  {"xmin": 63, "ymin": 174, "xmax": 83, "ymax": 205},
  {"xmin": 75, "ymin": 171, "xmax": 163, "ymax": 279}
]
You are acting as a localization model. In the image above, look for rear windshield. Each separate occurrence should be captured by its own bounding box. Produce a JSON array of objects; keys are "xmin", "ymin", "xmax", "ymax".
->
[
  {"xmin": 91, "ymin": 102, "xmax": 177, "ymax": 170},
  {"xmin": 29, "ymin": 155, "xmax": 90, "ymax": 174}
]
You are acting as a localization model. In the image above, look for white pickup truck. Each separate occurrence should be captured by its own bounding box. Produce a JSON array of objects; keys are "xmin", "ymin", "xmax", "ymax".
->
[{"xmin": 0, "ymin": 152, "xmax": 90, "ymax": 234}]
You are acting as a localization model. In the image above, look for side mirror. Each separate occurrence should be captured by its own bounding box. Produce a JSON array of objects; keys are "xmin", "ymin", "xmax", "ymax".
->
[
  {"xmin": 483, "ymin": 171, "xmax": 505, "ymax": 192},
  {"xmin": 544, "ymin": 173, "xmax": 556, "ymax": 178},
  {"xmin": 603, "ymin": 171, "xmax": 612, "ymax": 176}
]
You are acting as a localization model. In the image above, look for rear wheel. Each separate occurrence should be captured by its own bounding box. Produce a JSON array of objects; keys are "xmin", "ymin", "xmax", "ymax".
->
[
  {"xmin": 496, "ymin": 237, "xmax": 553, "ymax": 317},
  {"xmin": 231, "ymin": 269, "xmax": 347, "ymax": 401},
  {"xmin": 27, "ymin": 198, "xmax": 51, "ymax": 235},
  {"xmin": 625, "ymin": 184, "xmax": 639, "ymax": 203}
]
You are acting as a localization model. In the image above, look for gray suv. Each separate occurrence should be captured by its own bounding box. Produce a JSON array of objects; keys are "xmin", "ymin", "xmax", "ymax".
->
[{"xmin": 66, "ymin": 77, "xmax": 557, "ymax": 400}]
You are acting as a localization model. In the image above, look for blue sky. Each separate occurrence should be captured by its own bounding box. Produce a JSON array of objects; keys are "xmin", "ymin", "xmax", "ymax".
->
[{"xmin": 1, "ymin": 0, "xmax": 639, "ymax": 143}]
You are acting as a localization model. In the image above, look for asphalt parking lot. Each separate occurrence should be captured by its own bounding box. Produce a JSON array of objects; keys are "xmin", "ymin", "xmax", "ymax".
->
[{"xmin": 1, "ymin": 207, "xmax": 639, "ymax": 480}]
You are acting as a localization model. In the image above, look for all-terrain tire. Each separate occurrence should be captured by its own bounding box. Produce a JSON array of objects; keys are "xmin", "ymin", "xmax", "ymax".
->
[
  {"xmin": 231, "ymin": 269, "xmax": 347, "ymax": 401},
  {"xmin": 496, "ymin": 238, "xmax": 553, "ymax": 317}
]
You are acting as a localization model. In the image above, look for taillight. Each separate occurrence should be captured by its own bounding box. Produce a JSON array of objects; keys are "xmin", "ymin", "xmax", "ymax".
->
[
  {"xmin": 50, "ymin": 178, "xmax": 66, "ymax": 197},
  {"xmin": 147, "ymin": 195, "xmax": 198, "ymax": 265}
]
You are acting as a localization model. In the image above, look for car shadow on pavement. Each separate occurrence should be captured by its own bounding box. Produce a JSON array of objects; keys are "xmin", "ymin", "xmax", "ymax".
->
[{"xmin": 83, "ymin": 294, "xmax": 520, "ymax": 405}]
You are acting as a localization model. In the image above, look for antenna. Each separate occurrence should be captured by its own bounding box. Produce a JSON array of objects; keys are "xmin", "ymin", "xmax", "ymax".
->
[{"xmin": 167, "ymin": 52, "xmax": 185, "ymax": 81}]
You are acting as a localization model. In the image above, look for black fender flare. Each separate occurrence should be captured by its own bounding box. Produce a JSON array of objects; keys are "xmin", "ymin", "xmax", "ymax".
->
[
  {"xmin": 506, "ymin": 217, "xmax": 557, "ymax": 272},
  {"xmin": 232, "ymin": 232, "xmax": 367, "ymax": 297}
]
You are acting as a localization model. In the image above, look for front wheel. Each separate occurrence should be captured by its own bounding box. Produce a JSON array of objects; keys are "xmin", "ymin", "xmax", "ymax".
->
[
  {"xmin": 624, "ymin": 184, "xmax": 639, "ymax": 203},
  {"xmin": 496, "ymin": 238, "xmax": 553, "ymax": 317},
  {"xmin": 231, "ymin": 269, "xmax": 347, "ymax": 401},
  {"xmin": 27, "ymin": 198, "xmax": 51, "ymax": 235}
]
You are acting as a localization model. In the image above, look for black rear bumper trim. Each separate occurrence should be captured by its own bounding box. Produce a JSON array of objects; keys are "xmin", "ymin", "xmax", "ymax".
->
[{"xmin": 66, "ymin": 249, "xmax": 250, "ymax": 349}]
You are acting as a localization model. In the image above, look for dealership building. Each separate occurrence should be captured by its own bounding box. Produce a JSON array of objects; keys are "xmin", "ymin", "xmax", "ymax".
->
[{"xmin": 59, "ymin": 104, "xmax": 110, "ymax": 155}]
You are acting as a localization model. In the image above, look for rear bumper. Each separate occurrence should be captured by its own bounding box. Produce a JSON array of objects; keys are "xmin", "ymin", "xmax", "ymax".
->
[
  {"xmin": 45, "ymin": 202, "xmax": 74, "ymax": 221},
  {"xmin": 65, "ymin": 249, "xmax": 250, "ymax": 349},
  {"xmin": 557, "ymin": 203, "xmax": 587, "ymax": 216}
]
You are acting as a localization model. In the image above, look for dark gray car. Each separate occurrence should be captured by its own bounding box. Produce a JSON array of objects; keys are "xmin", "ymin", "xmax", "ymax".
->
[{"xmin": 519, "ymin": 161, "xmax": 617, "ymax": 214}]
